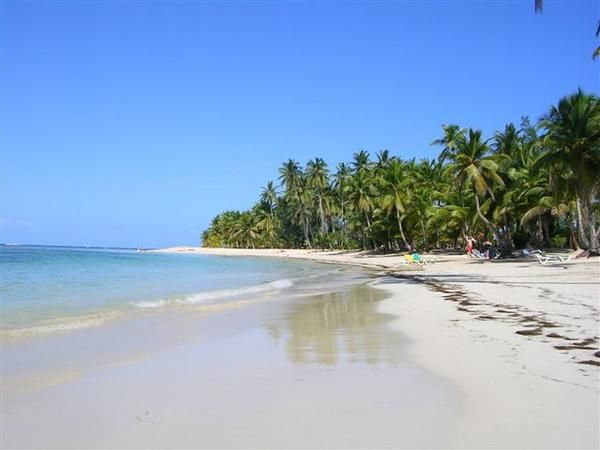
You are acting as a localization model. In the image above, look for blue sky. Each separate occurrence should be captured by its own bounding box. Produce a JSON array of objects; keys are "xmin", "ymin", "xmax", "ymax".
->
[{"xmin": 2, "ymin": 0, "xmax": 598, "ymax": 248}]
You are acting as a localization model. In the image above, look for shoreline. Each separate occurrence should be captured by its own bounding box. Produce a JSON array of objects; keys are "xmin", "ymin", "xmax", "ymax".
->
[
  {"xmin": 3, "ymin": 247, "xmax": 598, "ymax": 447},
  {"xmin": 3, "ymin": 265, "xmax": 464, "ymax": 448},
  {"xmin": 156, "ymin": 245, "xmax": 600, "ymax": 447}
]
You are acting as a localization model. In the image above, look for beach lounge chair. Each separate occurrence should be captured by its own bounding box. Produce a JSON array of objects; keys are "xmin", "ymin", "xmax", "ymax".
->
[
  {"xmin": 411, "ymin": 253, "xmax": 432, "ymax": 265},
  {"xmin": 405, "ymin": 254, "xmax": 425, "ymax": 266},
  {"xmin": 421, "ymin": 254, "xmax": 438, "ymax": 264},
  {"xmin": 534, "ymin": 253, "xmax": 570, "ymax": 265},
  {"xmin": 523, "ymin": 248, "xmax": 570, "ymax": 264},
  {"xmin": 470, "ymin": 249, "xmax": 488, "ymax": 259},
  {"xmin": 522, "ymin": 248, "xmax": 544, "ymax": 258}
]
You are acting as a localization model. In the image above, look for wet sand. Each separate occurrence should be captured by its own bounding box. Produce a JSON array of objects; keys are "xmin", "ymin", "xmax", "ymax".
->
[{"xmin": 2, "ymin": 271, "xmax": 463, "ymax": 449}]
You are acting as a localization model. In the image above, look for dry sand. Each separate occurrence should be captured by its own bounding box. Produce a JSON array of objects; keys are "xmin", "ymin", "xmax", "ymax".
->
[{"xmin": 156, "ymin": 246, "xmax": 600, "ymax": 448}]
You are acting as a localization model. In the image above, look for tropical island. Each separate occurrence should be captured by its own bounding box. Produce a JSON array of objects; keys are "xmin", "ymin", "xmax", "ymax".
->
[{"xmin": 202, "ymin": 90, "xmax": 599, "ymax": 255}]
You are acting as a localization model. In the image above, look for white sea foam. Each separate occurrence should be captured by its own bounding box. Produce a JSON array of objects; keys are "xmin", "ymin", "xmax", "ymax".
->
[
  {"xmin": 5, "ymin": 279, "xmax": 296, "ymax": 337},
  {"xmin": 2, "ymin": 312, "xmax": 121, "ymax": 338},
  {"xmin": 131, "ymin": 278, "xmax": 294, "ymax": 309},
  {"xmin": 133, "ymin": 300, "xmax": 168, "ymax": 308}
]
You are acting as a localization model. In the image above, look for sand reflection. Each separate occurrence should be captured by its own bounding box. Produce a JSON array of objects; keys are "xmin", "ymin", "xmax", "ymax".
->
[{"xmin": 267, "ymin": 285, "xmax": 403, "ymax": 365}]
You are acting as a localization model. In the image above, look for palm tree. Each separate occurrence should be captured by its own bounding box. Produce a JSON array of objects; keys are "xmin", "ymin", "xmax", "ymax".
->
[
  {"xmin": 306, "ymin": 158, "xmax": 330, "ymax": 235},
  {"xmin": 432, "ymin": 124, "xmax": 466, "ymax": 164},
  {"xmin": 334, "ymin": 163, "xmax": 352, "ymax": 235},
  {"xmin": 233, "ymin": 211, "xmax": 259, "ymax": 248},
  {"xmin": 347, "ymin": 171, "xmax": 377, "ymax": 249},
  {"xmin": 375, "ymin": 150, "xmax": 391, "ymax": 174},
  {"xmin": 256, "ymin": 207, "xmax": 279, "ymax": 247},
  {"xmin": 538, "ymin": 89, "xmax": 600, "ymax": 249},
  {"xmin": 493, "ymin": 123, "xmax": 521, "ymax": 156},
  {"xmin": 380, "ymin": 159, "xmax": 412, "ymax": 250},
  {"xmin": 260, "ymin": 181, "xmax": 278, "ymax": 219},
  {"xmin": 278, "ymin": 159, "xmax": 302, "ymax": 193},
  {"xmin": 352, "ymin": 150, "xmax": 372, "ymax": 175},
  {"xmin": 278, "ymin": 160, "xmax": 312, "ymax": 247},
  {"xmin": 444, "ymin": 129, "xmax": 510, "ymax": 252}
]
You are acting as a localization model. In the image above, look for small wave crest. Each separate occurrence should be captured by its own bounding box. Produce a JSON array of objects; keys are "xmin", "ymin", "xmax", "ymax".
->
[
  {"xmin": 2, "ymin": 311, "xmax": 121, "ymax": 339},
  {"xmin": 131, "ymin": 278, "xmax": 294, "ymax": 309}
]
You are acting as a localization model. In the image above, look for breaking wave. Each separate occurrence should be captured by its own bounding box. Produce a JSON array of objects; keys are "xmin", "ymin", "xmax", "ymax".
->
[{"xmin": 131, "ymin": 278, "xmax": 294, "ymax": 309}]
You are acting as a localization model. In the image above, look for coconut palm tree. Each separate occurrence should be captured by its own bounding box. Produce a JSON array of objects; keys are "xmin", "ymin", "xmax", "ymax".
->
[
  {"xmin": 233, "ymin": 211, "xmax": 259, "ymax": 248},
  {"xmin": 444, "ymin": 129, "xmax": 510, "ymax": 252},
  {"xmin": 352, "ymin": 150, "xmax": 372, "ymax": 175},
  {"xmin": 278, "ymin": 159, "xmax": 302, "ymax": 194},
  {"xmin": 334, "ymin": 163, "xmax": 352, "ymax": 235},
  {"xmin": 306, "ymin": 158, "xmax": 330, "ymax": 235},
  {"xmin": 380, "ymin": 159, "xmax": 412, "ymax": 250},
  {"xmin": 538, "ymin": 89, "xmax": 600, "ymax": 249},
  {"xmin": 260, "ymin": 181, "xmax": 278, "ymax": 219},
  {"xmin": 493, "ymin": 123, "xmax": 522, "ymax": 156},
  {"xmin": 347, "ymin": 171, "xmax": 377, "ymax": 249},
  {"xmin": 432, "ymin": 124, "xmax": 466, "ymax": 164}
]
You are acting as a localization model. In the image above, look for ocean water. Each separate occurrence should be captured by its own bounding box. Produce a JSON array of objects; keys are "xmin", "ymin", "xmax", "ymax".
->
[{"xmin": 1, "ymin": 245, "xmax": 361, "ymax": 337}]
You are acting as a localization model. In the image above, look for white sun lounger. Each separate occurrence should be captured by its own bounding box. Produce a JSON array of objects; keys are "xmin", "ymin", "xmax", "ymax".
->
[{"xmin": 535, "ymin": 253, "xmax": 570, "ymax": 265}]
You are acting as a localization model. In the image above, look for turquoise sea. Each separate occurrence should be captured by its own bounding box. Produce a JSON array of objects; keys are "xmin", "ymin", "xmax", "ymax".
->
[{"xmin": 1, "ymin": 245, "xmax": 360, "ymax": 336}]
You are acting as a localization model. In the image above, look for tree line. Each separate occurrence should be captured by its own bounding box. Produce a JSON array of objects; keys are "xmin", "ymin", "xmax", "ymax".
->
[{"xmin": 201, "ymin": 90, "xmax": 599, "ymax": 254}]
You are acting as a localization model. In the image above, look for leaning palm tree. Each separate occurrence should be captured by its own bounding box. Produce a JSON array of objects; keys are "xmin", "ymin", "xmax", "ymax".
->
[
  {"xmin": 444, "ymin": 129, "xmax": 510, "ymax": 252},
  {"xmin": 538, "ymin": 89, "xmax": 600, "ymax": 249}
]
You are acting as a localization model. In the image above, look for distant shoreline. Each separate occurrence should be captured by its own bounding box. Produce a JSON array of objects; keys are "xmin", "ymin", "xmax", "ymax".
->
[{"xmin": 152, "ymin": 246, "xmax": 466, "ymax": 270}]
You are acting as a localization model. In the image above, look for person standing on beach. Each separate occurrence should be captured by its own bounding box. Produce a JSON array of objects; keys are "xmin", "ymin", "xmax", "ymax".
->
[{"xmin": 466, "ymin": 236, "xmax": 475, "ymax": 257}]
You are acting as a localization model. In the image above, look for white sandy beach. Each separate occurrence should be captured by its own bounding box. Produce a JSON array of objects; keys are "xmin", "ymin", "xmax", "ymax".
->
[
  {"xmin": 155, "ymin": 246, "xmax": 600, "ymax": 448},
  {"xmin": 2, "ymin": 247, "xmax": 598, "ymax": 448}
]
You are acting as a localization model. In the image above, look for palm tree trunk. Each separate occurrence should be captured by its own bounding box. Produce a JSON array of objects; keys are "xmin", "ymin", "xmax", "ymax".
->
[
  {"xmin": 303, "ymin": 218, "xmax": 311, "ymax": 248},
  {"xmin": 474, "ymin": 194, "xmax": 510, "ymax": 253},
  {"xmin": 318, "ymin": 195, "xmax": 327, "ymax": 235},
  {"xmin": 395, "ymin": 209, "xmax": 411, "ymax": 251},
  {"xmin": 364, "ymin": 212, "xmax": 376, "ymax": 249},
  {"xmin": 341, "ymin": 199, "xmax": 346, "ymax": 235},
  {"xmin": 576, "ymin": 195, "xmax": 592, "ymax": 249},
  {"xmin": 586, "ymin": 193, "xmax": 599, "ymax": 250}
]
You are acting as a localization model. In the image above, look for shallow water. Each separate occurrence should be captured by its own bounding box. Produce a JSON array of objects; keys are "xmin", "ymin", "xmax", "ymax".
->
[
  {"xmin": 1, "ymin": 245, "xmax": 363, "ymax": 336},
  {"xmin": 1, "ymin": 249, "xmax": 462, "ymax": 448},
  {"xmin": 2, "ymin": 285, "xmax": 460, "ymax": 448}
]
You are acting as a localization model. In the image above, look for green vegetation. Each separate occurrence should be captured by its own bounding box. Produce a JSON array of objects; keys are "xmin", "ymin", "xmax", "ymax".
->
[{"xmin": 201, "ymin": 90, "xmax": 600, "ymax": 253}]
